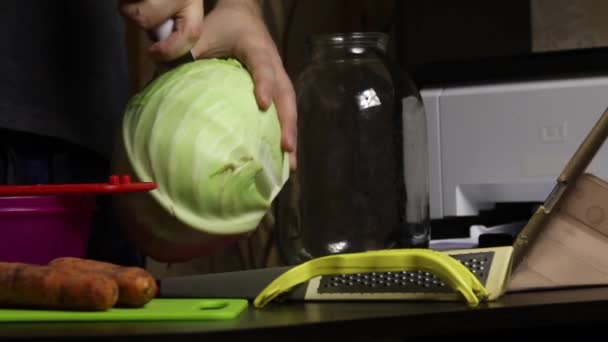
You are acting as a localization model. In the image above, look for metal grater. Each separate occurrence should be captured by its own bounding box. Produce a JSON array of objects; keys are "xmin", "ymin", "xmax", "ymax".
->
[
  {"xmin": 317, "ymin": 252, "xmax": 493, "ymax": 294},
  {"xmin": 159, "ymin": 246, "xmax": 513, "ymax": 302}
]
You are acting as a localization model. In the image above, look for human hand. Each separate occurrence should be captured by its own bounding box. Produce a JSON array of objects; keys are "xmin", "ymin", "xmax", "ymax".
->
[
  {"xmin": 119, "ymin": 0, "xmax": 204, "ymax": 62},
  {"xmin": 192, "ymin": 0, "xmax": 298, "ymax": 170}
]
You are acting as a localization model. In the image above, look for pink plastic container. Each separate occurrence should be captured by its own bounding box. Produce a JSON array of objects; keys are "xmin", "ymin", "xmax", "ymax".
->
[
  {"xmin": 0, "ymin": 175, "xmax": 156, "ymax": 265},
  {"xmin": 0, "ymin": 194, "xmax": 96, "ymax": 265}
]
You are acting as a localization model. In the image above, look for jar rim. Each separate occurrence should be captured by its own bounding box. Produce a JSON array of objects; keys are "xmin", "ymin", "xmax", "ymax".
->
[{"xmin": 308, "ymin": 32, "xmax": 389, "ymax": 50}]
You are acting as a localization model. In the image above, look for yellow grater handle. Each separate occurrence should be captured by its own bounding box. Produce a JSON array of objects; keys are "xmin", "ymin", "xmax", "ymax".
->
[{"xmin": 254, "ymin": 249, "xmax": 488, "ymax": 308}]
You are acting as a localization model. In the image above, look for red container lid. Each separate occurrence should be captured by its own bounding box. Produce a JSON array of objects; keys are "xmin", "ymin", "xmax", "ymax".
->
[{"xmin": 0, "ymin": 174, "xmax": 156, "ymax": 196}]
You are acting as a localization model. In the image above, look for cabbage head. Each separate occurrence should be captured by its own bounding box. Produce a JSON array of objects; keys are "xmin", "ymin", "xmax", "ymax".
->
[{"xmin": 121, "ymin": 58, "xmax": 290, "ymax": 235}]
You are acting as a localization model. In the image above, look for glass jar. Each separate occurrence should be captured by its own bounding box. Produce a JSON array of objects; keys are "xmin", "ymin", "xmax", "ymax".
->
[{"xmin": 276, "ymin": 32, "xmax": 430, "ymax": 265}]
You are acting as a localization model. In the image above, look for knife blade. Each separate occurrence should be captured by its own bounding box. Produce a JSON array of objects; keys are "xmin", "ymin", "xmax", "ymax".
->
[{"xmin": 151, "ymin": 19, "xmax": 195, "ymax": 74}]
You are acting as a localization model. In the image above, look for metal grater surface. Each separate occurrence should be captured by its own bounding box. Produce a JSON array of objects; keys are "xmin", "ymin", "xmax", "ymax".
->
[{"xmin": 317, "ymin": 251, "xmax": 494, "ymax": 294}]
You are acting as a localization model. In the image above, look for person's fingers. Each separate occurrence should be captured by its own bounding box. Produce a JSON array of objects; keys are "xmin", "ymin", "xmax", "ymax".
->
[
  {"xmin": 234, "ymin": 42, "xmax": 276, "ymax": 110},
  {"xmin": 119, "ymin": 0, "xmax": 181, "ymax": 29},
  {"xmin": 234, "ymin": 42, "xmax": 298, "ymax": 170},
  {"xmin": 273, "ymin": 64, "xmax": 298, "ymax": 170},
  {"xmin": 120, "ymin": 0, "xmax": 203, "ymax": 61},
  {"xmin": 235, "ymin": 43, "xmax": 297, "ymax": 170},
  {"xmin": 148, "ymin": 4, "xmax": 203, "ymax": 61}
]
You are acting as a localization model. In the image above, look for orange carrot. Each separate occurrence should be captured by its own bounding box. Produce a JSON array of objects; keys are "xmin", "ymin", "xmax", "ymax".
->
[
  {"xmin": 0, "ymin": 262, "xmax": 118, "ymax": 311},
  {"xmin": 50, "ymin": 257, "xmax": 157, "ymax": 308}
]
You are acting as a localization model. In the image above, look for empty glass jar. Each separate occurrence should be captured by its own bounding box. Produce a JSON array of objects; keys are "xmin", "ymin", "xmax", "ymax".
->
[{"xmin": 276, "ymin": 32, "xmax": 430, "ymax": 265}]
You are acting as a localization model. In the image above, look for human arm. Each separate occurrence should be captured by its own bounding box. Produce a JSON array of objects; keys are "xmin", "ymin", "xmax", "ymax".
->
[{"xmin": 120, "ymin": 0, "xmax": 297, "ymax": 170}]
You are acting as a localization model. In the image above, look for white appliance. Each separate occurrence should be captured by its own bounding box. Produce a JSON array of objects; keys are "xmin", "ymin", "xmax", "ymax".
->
[{"xmin": 422, "ymin": 75, "xmax": 608, "ymax": 219}]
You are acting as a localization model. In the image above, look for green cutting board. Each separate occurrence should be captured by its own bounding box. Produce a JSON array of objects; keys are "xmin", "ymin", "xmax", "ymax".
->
[{"xmin": 0, "ymin": 298, "xmax": 248, "ymax": 322}]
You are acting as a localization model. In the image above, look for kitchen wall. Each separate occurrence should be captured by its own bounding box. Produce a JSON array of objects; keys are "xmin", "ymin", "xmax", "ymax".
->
[
  {"xmin": 394, "ymin": 0, "xmax": 531, "ymax": 71},
  {"xmin": 531, "ymin": 0, "xmax": 608, "ymax": 52}
]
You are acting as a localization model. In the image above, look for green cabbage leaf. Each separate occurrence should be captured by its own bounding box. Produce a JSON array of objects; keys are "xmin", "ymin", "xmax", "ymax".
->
[{"xmin": 122, "ymin": 58, "xmax": 290, "ymax": 235}]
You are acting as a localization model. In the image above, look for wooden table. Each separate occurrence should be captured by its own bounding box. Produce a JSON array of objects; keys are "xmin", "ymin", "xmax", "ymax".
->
[{"xmin": 2, "ymin": 286, "xmax": 608, "ymax": 341}]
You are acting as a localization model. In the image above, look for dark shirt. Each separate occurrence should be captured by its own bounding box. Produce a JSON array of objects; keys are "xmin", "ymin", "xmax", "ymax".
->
[
  {"xmin": 0, "ymin": 0, "xmax": 129, "ymax": 158},
  {"xmin": 0, "ymin": 1, "xmax": 141, "ymax": 266}
]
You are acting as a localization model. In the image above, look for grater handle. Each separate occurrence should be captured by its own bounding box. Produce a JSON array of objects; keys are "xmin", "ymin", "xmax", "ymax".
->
[
  {"xmin": 0, "ymin": 175, "xmax": 156, "ymax": 195},
  {"xmin": 559, "ymin": 106, "xmax": 608, "ymax": 184},
  {"xmin": 513, "ymin": 105, "xmax": 608, "ymax": 269}
]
